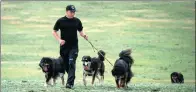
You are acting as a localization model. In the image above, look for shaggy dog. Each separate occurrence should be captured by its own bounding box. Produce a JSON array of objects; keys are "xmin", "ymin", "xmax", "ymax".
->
[
  {"xmin": 171, "ymin": 72, "xmax": 184, "ymax": 83},
  {"xmin": 81, "ymin": 50, "xmax": 105, "ymax": 86},
  {"xmin": 39, "ymin": 56, "xmax": 65, "ymax": 86},
  {"xmin": 111, "ymin": 49, "xmax": 134, "ymax": 88}
]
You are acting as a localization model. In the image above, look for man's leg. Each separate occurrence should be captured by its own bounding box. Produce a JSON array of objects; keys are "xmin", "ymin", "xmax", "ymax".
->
[
  {"xmin": 60, "ymin": 47, "xmax": 70, "ymax": 73},
  {"xmin": 66, "ymin": 47, "xmax": 78, "ymax": 88}
]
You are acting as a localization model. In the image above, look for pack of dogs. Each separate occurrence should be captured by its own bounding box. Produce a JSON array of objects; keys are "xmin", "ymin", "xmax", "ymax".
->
[{"xmin": 39, "ymin": 49, "xmax": 184, "ymax": 88}]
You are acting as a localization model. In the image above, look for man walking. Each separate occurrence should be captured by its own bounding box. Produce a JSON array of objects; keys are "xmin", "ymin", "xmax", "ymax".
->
[{"xmin": 52, "ymin": 5, "xmax": 88, "ymax": 89}]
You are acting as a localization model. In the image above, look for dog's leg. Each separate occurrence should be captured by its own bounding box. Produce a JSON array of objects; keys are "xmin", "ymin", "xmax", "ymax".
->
[
  {"xmin": 51, "ymin": 78, "xmax": 54, "ymax": 86},
  {"xmin": 92, "ymin": 70, "xmax": 98, "ymax": 85},
  {"xmin": 83, "ymin": 73, "xmax": 87, "ymax": 86},
  {"xmin": 61, "ymin": 76, "xmax": 65, "ymax": 86},
  {"xmin": 115, "ymin": 77, "xmax": 120, "ymax": 88},
  {"xmin": 96, "ymin": 75, "xmax": 100, "ymax": 83},
  {"xmin": 45, "ymin": 74, "xmax": 52, "ymax": 87},
  {"xmin": 124, "ymin": 73, "xmax": 128, "ymax": 88},
  {"xmin": 52, "ymin": 78, "xmax": 56, "ymax": 86},
  {"xmin": 101, "ymin": 76, "xmax": 104, "ymax": 84},
  {"xmin": 59, "ymin": 73, "xmax": 64, "ymax": 85}
]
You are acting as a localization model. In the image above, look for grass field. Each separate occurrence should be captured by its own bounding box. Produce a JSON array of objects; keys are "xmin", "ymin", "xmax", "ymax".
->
[{"xmin": 1, "ymin": 1, "xmax": 195, "ymax": 92}]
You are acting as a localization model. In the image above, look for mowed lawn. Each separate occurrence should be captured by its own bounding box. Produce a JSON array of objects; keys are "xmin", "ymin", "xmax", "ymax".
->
[{"xmin": 1, "ymin": 1, "xmax": 195, "ymax": 92}]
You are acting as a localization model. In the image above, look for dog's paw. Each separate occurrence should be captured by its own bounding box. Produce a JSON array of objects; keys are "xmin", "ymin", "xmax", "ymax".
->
[
  {"xmin": 44, "ymin": 83, "xmax": 48, "ymax": 87},
  {"xmin": 51, "ymin": 82, "xmax": 54, "ymax": 86}
]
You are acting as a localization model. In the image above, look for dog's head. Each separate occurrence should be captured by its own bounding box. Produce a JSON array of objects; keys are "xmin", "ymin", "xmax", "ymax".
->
[
  {"xmin": 119, "ymin": 49, "xmax": 131, "ymax": 57},
  {"xmin": 81, "ymin": 56, "xmax": 91, "ymax": 71},
  {"xmin": 98, "ymin": 50, "xmax": 106, "ymax": 61},
  {"xmin": 39, "ymin": 57, "xmax": 53, "ymax": 73},
  {"xmin": 119, "ymin": 49, "xmax": 134, "ymax": 65}
]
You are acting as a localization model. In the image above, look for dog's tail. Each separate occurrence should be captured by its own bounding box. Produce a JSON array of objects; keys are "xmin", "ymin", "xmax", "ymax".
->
[
  {"xmin": 119, "ymin": 49, "xmax": 134, "ymax": 65},
  {"xmin": 98, "ymin": 50, "xmax": 105, "ymax": 61}
]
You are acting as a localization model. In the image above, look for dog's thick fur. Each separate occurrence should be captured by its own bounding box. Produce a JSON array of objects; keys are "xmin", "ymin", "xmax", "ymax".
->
[
  {"xmin": 171, "ymin": 72, "xmax": 184, "ymax": 83},
  {"xmin": 39, "ymin": 56, "xmax": 65, "ymax": 86},
  {"xmin": 111, "ymin": 49, "xmax": 134, "ymax": 88},
  {"xmin": 82, "ymin": 50, "xmax": 105, "ymax": 86}
]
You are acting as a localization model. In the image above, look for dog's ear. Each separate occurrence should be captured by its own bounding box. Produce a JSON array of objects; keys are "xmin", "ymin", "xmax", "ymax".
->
[
  {"xmin": 82, "ymin": 56, "xmax": 86, "ymax": 62},
  {"xmin": 43, "ymin": 58, "xmax": 52, "ymax": 64},
  {"xmin": 39, "ymin": 57, "xmax": 45, "ymax": 66},
  {"xmin": 87, "ymin": 56, "xmax": 91, "ymax": 61},
  {"xmin": 98, "ymin": 50, "xmax": 105, "ymax": 56}
]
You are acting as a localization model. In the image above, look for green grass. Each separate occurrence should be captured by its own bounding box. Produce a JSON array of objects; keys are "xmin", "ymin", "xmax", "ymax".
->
[{"xmin": 1, "ymin": 1, "xmax": 195, "ymax": 92}]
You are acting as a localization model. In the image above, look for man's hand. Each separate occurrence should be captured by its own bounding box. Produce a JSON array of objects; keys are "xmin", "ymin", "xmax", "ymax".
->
[
  {"xmin": 59, "ymin": 39, "xmax": 66, "ymax": 46},
  {"xmin": 52, "ymin": 31, "xmax": 66, "ymax": 46},
  {"xmin": 79, "ymin": 31, "xmax": 88, "ymax": 40},
  {"xmin": 83, "ymin": 35, "xmax": 88, "ymax": 40}
]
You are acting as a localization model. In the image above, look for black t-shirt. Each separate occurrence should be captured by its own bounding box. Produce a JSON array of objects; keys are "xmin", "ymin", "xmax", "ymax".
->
[{"xmin": 53, "ymin": 16, "xmax": 83, "ymax": 47}]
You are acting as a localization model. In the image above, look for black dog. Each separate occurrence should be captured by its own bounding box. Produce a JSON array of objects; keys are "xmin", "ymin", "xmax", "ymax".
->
[
  {"xmin": 81, "ymin": 50, "xmax": 105, "ymax": 86},
  {"xmin": 171, "ymin": 72, "xmax": 184, "ymax": 83},
  {"xmin": 112, "ymin": 49, "xmax": 134, "ymax": 88},
  {"xmin": 39, "ymin": 56, "xmax": 65, "ymax": 86}
]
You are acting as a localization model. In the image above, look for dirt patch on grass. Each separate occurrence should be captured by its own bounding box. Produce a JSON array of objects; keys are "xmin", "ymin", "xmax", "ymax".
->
[
  {"xmin": 20, "ymin": 11, "xmax": 30, "ymax": 15},
  {"xmin": 24, "ymin": 24, "xmax": 51, "ymax": 28},
  {"xmin": 24, "ymin": 17, "xmax": 49, "ymax": 23},
  {"xmin": 186, "ymin": 20, "xmax": 194, "ymax": 24},
  {"xmin": 121, "ymin": 9, "xmax": 155, "ymax": 13},
  {"xmin": 48, "ymin": 15, "xmax": 60, "ymax": 18},
  {"xmin": 1, "ymin": 16, "xmax": 19, "ymax": 20},
  {"xmin": 10, "ymin": 21, "xmax": 22, "ymax": 24},
  {"xmin": 81, "ymin": 19, "xmax": 89, "ymax": 23},
  {"xmin": 52, "ymin": 8, "xmax": 64, "ymax": 11},
  {"xmin": 86, "ymin": 29, "xmax": 105, "ymax": 33},
  {"xmin": 182, "ymin": 26, "xmax": 194, "ymax": 30},
  {"xmin": 108, "ymin": 14, "xmax": 118, "ymax": 17},
  {"xmin": 2, "ymin": 4, "xmax": 17, "ymax": 8},
  {"xmin": 124, "ymin": 17, "xmax": 172, "ymax": 23},
  {"xmin": 143, "ymin": 13, "xmax": 169, "ymax": 18},
  {"xmin": 96, "ymin": 21, "xmax": 125, "ymax": 27}
]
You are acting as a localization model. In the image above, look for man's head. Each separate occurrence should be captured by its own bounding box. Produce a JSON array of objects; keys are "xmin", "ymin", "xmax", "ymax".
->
[{"xmin": 66, "ymin": 5, "xmax": 76, "ymax": 18}]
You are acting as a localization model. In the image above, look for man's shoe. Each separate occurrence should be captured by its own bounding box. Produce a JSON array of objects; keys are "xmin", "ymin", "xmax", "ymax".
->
[{"xmin": 66, "ymin": 84, "xmax": 73, "ymax": 89}]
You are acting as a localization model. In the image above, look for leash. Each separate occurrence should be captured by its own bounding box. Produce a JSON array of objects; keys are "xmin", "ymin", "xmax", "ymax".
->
[{"xmin": 86, "ymin": 39, "xmax": 113, "ymax": 66}]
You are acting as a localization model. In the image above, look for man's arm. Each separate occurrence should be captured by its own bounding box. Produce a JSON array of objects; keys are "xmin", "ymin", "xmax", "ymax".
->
[
  {"xmin": 79, "ymin": 31, "xmax": 88, "ymax": 40},
  {"xmin": 52, "ymin": 31, "xmax": 65, "ymax": 46}
]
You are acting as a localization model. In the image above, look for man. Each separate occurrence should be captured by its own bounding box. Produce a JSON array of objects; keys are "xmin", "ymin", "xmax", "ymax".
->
[{"xmin": 52, "ymin": 5, "xmax": 88, "ymax": 89}]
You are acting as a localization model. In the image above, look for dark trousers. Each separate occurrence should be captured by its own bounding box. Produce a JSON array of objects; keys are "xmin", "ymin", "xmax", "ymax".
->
[{"xmin": 60, "ymin": 45, "xmax": 78, "ymax": 86}]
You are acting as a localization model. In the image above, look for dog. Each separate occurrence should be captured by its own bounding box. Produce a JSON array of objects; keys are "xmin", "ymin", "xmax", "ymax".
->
[
  {"xmin": 81, "ymin": 50, "xmax": 105, "ymax": 86},
  {"xmin": 111, "ymin": 49, "xmax": 134, "ymax": 88},
  {"xmin": 39, "ymin": 56, "xmax": 65, "ymax": 86},
  {"xmin": 171, "ymin": 72, "xmax": 184, "ymax": 83}
]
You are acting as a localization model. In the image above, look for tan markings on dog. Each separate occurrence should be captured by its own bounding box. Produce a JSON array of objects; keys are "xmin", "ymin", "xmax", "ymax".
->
[{"xmin": 1, "ymin": 16, "xmax": 19, "ymax": 20}]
